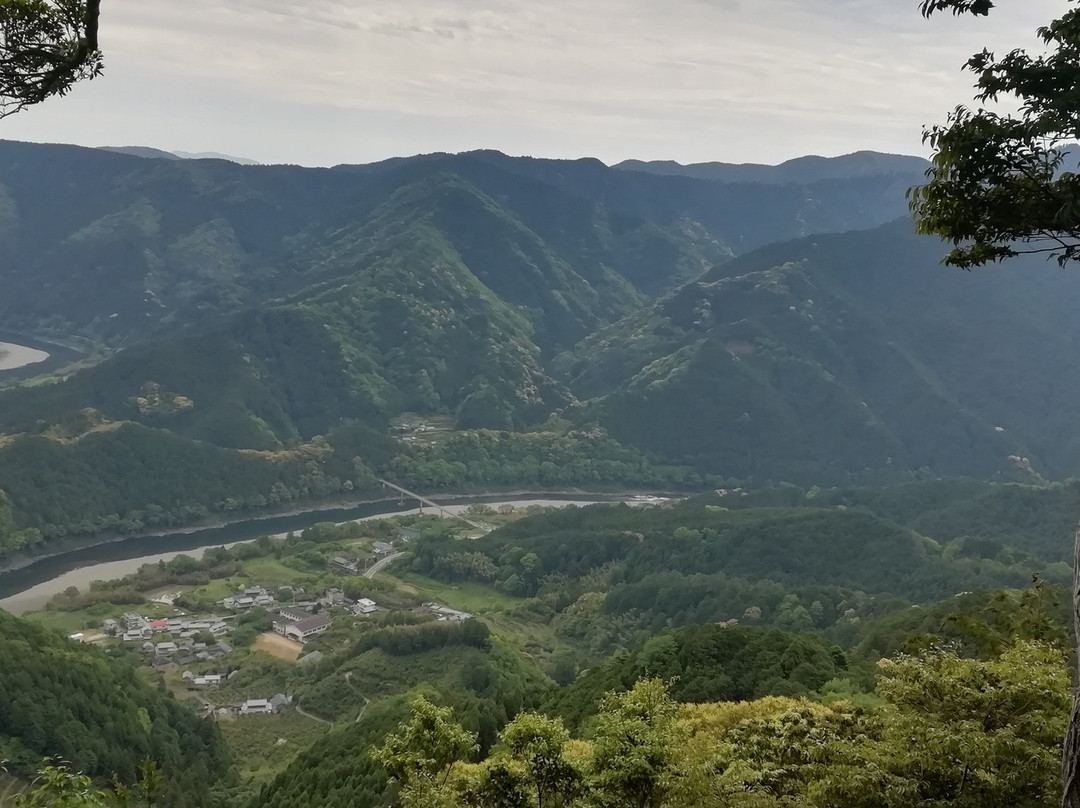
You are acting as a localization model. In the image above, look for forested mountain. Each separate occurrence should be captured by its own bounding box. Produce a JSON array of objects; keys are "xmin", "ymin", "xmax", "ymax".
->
[
  {"xmin": 0, "ymin": 612, "xmax": 227, "ymax": 807},
  {"xmin": 6, "ymin": 140, "xmax": 1080, "ymax": 559},
  {"xmin": 0, "ymin": 140, "xmax": 908, "ymax": 348},
  {"xmin": 560, "ymin": 219, "xmax": 1080, "ymax": 483}
]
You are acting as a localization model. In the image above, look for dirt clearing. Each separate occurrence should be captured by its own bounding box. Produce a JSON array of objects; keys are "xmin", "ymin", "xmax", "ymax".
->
[{"xmin": 255, "ymin": 631, "xmax": 303, "ymax": 661}]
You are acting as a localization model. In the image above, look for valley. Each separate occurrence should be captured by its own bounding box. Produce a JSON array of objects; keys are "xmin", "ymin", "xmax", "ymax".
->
[{"xmin": 2, "ymin": 140, "xmax": 1080, "ymax": 808}]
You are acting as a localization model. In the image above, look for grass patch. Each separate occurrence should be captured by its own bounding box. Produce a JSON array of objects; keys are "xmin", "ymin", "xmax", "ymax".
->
[
  {"xmin": 389, "ymin": 573, "xmax": 521, "ymax": 614},
  {"xmin": 240, "ymin": 557, "xmax": 321, "ymax": 589}
]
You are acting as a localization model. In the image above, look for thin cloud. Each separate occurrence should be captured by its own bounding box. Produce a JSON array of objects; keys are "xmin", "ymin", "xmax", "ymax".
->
[{"xmin": 0, "ymin": 0, "xmax": 1065, "ymax": 165}]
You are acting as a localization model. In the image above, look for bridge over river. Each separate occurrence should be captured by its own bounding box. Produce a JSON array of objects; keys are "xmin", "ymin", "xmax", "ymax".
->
[{"xmin": 377, "ymin": 479, "xmax": 486, "ymax": 530}]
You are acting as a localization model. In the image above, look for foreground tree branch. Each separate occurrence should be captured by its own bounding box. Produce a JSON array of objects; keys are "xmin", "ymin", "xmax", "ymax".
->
[
  {"xmin": 0, "ymin": 0, "xmax": 103, "ymax": 118},
  {"xmin": 913, "ymin": 4, "xmax": 1080, "ymax": 807}
]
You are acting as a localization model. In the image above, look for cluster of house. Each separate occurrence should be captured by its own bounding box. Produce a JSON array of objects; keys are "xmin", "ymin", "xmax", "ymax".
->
[
  {"xmin": 221, "ymin": 586, "xmax": 276, "ymax": 611},
  {"xmin": 143, "ymin": 638, "xmax": 234, "ymax": 666},
  {"xmin": 112, "ymin": 612, "xmax": 230, "ymax": 643}
]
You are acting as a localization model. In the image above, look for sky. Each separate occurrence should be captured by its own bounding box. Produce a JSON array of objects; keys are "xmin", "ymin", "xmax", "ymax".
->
[{"xmin": 0, "ymin": 0, "xmax": 1065, "ymax": 167}]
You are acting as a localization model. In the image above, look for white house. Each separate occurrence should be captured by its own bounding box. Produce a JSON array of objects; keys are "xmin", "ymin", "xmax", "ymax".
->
[{"xmin": 352, "ymin": 598, "xmax": 378, "ymax": 615}]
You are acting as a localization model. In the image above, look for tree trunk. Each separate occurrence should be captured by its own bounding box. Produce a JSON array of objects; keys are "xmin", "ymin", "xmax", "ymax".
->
[{"xmin": 1062, "ymin": 517, "xmax": 1080, "ymax": 808}]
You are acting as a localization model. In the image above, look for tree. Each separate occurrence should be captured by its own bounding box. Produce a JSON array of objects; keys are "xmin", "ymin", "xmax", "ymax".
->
[
  {"xmin": 372, "ymin": 697, "xmax": 478, "ymax": 808},
  {"xmin": 909, "ymin": 0, "xmax": 1080, "ymax": 267},
  {"xmin": 911, "ymin": 5, "xmax": 1080, "ymax": 806},
  {"xmin": 588, "ymin": 679, "xmax": 685, "ymax": 808},
  {"xmin": 500, "ymin": 713, "xmax": 580, "ymax": 808},
  {"xmin": 0, "ymin": 0, "xmax": 103, "ymax": 118}
]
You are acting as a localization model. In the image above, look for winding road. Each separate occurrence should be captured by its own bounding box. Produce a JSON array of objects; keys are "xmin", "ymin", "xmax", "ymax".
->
[{"xmin": 364, "ymin": 551, "xmax": 405, "ymax": 578}]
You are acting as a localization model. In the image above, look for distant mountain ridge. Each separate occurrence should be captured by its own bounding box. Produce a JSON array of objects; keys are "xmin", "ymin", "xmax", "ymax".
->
[
  {"xmin": 615, "ymin": 150, "xmax": 929, "ymax": 184},
  {"xmin": 98, "ymin": 145, "xmax": 259, "ymax": 164}
]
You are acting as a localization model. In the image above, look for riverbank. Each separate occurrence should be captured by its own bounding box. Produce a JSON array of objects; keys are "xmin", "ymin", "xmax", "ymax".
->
[
  {"xmin": 0, "ymin": 341, "xmax": 49, "ymax": 371},
  {"xmin": 0, "ymin": 493, "xmax": 667, "ymax": 614},
  {"xmin": 0, "ymin": 487, "xmax": 678, "ymax": 576}
]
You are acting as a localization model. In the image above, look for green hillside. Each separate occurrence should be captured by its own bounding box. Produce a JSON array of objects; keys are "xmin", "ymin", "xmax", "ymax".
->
[
  {"xmin": 559, "ymin": 219, "xmax": 1080, "ymax": 483},
  {"xmin": 0, "ymin": 612, "xmax": 228, "ymax": 807}
]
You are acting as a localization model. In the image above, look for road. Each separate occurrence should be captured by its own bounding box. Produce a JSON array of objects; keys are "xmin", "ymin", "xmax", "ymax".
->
[
  {"xmin": 364, "ymin": 551, "xmax": 405, "ymax": 578},
  {"xmin": 295, "ymin": 704, "xmax": 332, "ymax": 725}
]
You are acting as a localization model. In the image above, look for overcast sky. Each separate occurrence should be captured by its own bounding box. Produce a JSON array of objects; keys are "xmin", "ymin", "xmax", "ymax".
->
[{"xmin": 0, "ymin": 0, "xmax": 1064, "ymax": 166}]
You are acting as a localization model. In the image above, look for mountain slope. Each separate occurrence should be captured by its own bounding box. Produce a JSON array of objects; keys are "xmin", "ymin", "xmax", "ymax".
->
[
  {"xmin": 0, "ymin": 611, "xmax": 228, "ymax": 806},
  {"xmin": 557, "ymin": 218, "xmax": 1080, "ymax": 483}
]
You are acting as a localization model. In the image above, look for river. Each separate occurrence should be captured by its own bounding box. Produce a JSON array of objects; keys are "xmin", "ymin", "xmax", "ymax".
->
[
  {"xmin": 0, "ymin": 341, "xmax": 49, "ymax": 371},
  {"xmin": 0, "ymin": 493, "xmax": 638, "ymax": 615}
]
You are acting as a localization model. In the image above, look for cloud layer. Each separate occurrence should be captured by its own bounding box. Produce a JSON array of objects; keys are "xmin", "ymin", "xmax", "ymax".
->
[{"xmin": 0, "ymin": 0, "xmax": 1063, "ymax": 165}]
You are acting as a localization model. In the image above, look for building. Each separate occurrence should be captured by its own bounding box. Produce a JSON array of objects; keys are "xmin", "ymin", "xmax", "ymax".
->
[
  {"xmin": 192, "ymin": 674, "xmax": 223, "ymax": 689},
  {"xmin": 425, "ymin": 603, "xmax": 474, "ymax": 623},
  {"xmin": 240, "ymin": 699, "xmax": 273, "ymax": 715},
  {"xmin": 330, "ymin": 555, "xmax": 362, "ymax": 575},
  {"xmin": 154, "ymin": 641, "xmax": 179, "ymax": 656},
  {"xmin": 278, "ymin": 606, "xmax": 309, "ymax": 622},
  {"xmin": 352, "ymin": 598, "xmax": 378, "ymax": 615},
  {"xmin": 372, "ymin": 541, "xmax": 396, "ymax": 556},
  {"xmin": 272, "ymin": 612, "xmax": 332, "ymax": 643}
]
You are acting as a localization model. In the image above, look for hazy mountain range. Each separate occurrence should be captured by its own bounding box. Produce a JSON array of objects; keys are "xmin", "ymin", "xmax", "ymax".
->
[{"xmin": 0, "ymin": 138, "xmax": 1076, "ymax": 554}]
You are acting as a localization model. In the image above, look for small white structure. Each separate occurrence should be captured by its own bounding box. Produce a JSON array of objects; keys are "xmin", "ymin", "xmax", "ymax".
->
[{"xmin": 353, "ymin": 598, "xmax": 378, "ymax": 615}]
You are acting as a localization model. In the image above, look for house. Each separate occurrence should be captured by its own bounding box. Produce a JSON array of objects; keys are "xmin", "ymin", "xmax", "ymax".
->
[
  {"xmin": 278, "ymin": 606, "xmax": 309, "ymax": 623},
  {"xmin": 210, "ymin": 621, "xmax": 230, "ymax": 636},
  {"xmin": 155, "ymin": 642, "xmax": 179, "ymax": 656},
  {"xmin": 372, "ymin": 541, "xmax": 396, "ymax": 556},
  {"xmin": 330, "ymin": 555, "xmax": 362, "ymax": 575},
  {"xmin": 352, "ymin": 598, "xmax": 378, "ymax": 615},
  {"xmin": 273, "ymin": 613, "xmax": 332, "ymax": 643},
  {"xmin": 426, "ymin": 603, "xmax": 473, "ymax": 623},
  {"xmin": 150, "ymin": 619, "xmax": 170, "ymax": 633},
  {"xmin": 123, "ymin": 612, "xmax": 147, "ymax": 630},
  {"xmin": 223, "ymin": 593, "xmax": 256, "ymax": 610},
  {"xmin": 123, "ymin": 628, "xmax": 151, "ymax": 642},
  {"xmin": 240, "ymin": 699, "xmax": 273, "ymax": 715},
  {"xmin": 192, "ymin": 674, "xmax": 223, "ymax": 689}
]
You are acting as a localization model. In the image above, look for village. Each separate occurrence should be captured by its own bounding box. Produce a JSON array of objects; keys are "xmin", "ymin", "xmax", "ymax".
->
[{"xmin": 74, "ymin": 534, "xmax": 477, "ymax": 720}]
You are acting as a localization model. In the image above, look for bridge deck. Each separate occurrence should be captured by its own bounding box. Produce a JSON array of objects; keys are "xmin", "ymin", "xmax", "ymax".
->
[{"xmin": 378, "ymin": 479, "xmax": 484, "ymax": 530}]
